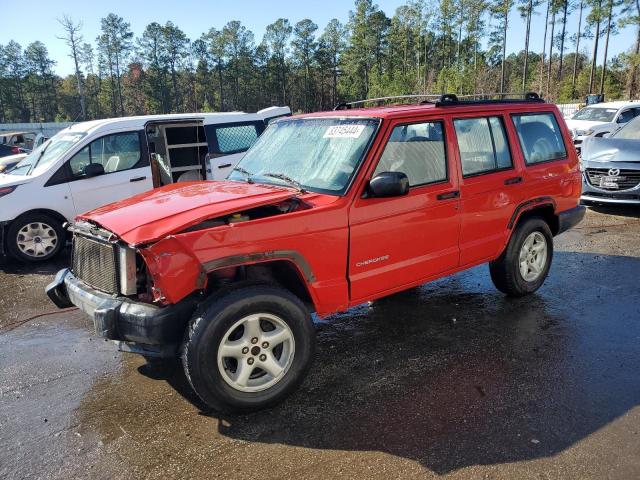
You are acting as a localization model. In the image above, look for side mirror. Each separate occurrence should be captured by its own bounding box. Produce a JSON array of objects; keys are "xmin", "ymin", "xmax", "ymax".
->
[
  {"xmin": 84, "ymin": 163, "xmax": 105, "ymax": 178},
  {"xmin": 367, "ymin": 171, "xmax": 410, "ymax": 198}
]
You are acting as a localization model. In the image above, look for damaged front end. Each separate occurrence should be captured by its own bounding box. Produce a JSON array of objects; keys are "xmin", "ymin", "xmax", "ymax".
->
[
  {"xmin": 46, "ymin": 192, "xmax": 316, "ymax": 357},
  {"xmin": 46, "ymin": 220, "xmax": 201, "ymax": 356}
]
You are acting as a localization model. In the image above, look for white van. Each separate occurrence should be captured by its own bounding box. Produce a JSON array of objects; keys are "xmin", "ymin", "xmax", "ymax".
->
[{"xmin": 0, "ymin": 107, "xmax": 290, "ymax": 262}]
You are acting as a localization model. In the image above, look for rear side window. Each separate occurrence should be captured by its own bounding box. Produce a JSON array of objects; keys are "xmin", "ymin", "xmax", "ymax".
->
[
  {"xmin": 208, "ymin": 123, "xmax": 262, "ymax": 154},
  {"xmin": 374, "ymin": 121, "xmax": 447, "ymax": 187},
  {"xmin": 454, "ymin": 116, "xmax": 512, "ymax": 176},
  {"xmin": 512, "ymin": 113, "xmax": 567, "ymax": 165}
]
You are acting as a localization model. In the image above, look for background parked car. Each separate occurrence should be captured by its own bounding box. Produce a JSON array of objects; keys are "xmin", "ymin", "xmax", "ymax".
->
[
  {"xmin": 580, "ymin": 115, "xmax": 640, "ymax": 205},
  {"xmin": 565, "ymin": 101, "xmax": 640, "ymax": 152},
  {"xmin": 0, "ymin": 132, "xmax": 48, "ymax": 159},
  {"xmin": 0, "ymin": 152, "xmax": 28, "ymax": 173},
  {"xmin": 0, "ymin": 107, "xmax": 290, "ymax": 263},
  {"xmin": 0, "ymin": 131, "xmax": 39, "ymax": 157}
]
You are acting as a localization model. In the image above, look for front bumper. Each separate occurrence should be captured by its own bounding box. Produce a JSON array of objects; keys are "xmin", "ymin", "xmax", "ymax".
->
[
  {"xmin": 581, "ymin": 161, "xmax": 640, "ymax": 204},
  {"xmin": 46, "ymin": 268, "xmax": 197, "ymax": 348}
]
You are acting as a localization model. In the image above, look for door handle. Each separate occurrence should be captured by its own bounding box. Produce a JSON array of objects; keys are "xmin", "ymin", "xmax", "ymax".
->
[
  {"xmin": 130, "ymin": 176, "xmax": 147, "ymax": 182},
  {"xmin": 436, "ymin": 190, "xmax": 460, "ymax": 200},
  {"xmin": 218, "ymin": 163, "xmax": 232, "ymax": 169},
  {"xmin": 504, "ymin": 176, "xmax": 523, "ymax": 185}
]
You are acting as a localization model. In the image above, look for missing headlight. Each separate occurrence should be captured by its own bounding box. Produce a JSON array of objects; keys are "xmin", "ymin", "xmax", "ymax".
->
[{"xmin": 118, "ymin": 245, "xmax": 137, "ymax": 295}]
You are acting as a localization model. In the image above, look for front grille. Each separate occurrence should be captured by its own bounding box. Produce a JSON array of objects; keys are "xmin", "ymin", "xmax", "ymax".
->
[
  {"xmin": 72, "ymin": 235, "xmax": 119, "ymax": 294},
  {"xmin": 586, "ymin": 168, "xmax": 640, "ymax": 191}
]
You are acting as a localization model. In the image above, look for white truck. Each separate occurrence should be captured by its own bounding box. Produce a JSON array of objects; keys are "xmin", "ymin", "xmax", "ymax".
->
[
  {"xmin": 565, "ymin": 101, "xmax": 640, "ymax": 151},
  {"xmin": 0, "ymin": 107, "xmax": 290, "ymax": 262}
]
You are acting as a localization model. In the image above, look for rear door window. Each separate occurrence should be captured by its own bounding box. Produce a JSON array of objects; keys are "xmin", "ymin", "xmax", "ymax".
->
[
  {"xmin": 512, "ymin": 113, "xmax": 567, "ymax": 165},
  {"xmin": 206, "ymin": 122, "xmax": 264, "ymax": 155},
  {"xmin": 454, "ymin": 116, "xmax": 512, "ymax": 176}
]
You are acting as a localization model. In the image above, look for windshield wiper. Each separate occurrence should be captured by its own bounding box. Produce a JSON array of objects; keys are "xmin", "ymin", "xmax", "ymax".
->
[
  {"xmin": 232, "ymin": 166, "xmax": 254, "ymax": 183},
  {"xmin": 27, "ymin": 141, "xmax": 50, "ymax": 175},
  {"xmin": 263, "ymin": 172, "xmax": 307, "ymax": 193}
]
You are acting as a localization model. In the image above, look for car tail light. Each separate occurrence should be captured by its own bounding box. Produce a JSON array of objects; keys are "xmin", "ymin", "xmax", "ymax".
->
[{"xmin": 11, "ymin": 147, "xmax": 20, "ymax": 154}]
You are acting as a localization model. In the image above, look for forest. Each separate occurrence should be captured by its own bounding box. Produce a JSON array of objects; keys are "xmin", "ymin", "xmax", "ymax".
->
[{"xmin": 0, "ymin": 0, "xmax": 639, "ymax": 123}]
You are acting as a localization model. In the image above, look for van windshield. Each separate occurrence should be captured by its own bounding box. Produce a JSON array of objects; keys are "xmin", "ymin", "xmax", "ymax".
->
[
  {"xmin": 7, "ymin": 131, "xmax": 86, "ymax": 176},
  {"xmin": 228, "ymin": 117, "xmax": 379, "ymax": 195}
]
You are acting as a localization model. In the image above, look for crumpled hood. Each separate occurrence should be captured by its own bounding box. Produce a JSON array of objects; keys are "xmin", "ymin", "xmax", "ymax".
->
[
  {"xmin": 582, "ymin": 137, "xmax": 640, "ymax": 163},
  {"xmin": 79, "ymin": 181, "xmax": 296, "ymax": 245}
]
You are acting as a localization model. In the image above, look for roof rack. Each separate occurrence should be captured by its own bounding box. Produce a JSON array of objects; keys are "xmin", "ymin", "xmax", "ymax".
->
[
  {"xmin": 434, "ymin": 92, "xmax": 544, "ymax": 106},
  {"xmin": 333, "ymin": 92, "xmax": 544, "ymax": 110},
  {"xmin": 334, "ymin": 94, "xmax": 441, "ymax": 110}
]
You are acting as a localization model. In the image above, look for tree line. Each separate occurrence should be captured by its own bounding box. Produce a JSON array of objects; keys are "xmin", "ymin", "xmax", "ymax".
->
[{"xmin": 1, "ymin": 0, "xmax": 639, "ymax": 123}]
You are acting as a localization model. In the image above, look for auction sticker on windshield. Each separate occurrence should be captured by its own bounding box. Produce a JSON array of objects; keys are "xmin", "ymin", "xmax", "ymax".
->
[{"xmin": 324, "ymin": 124, "xmax": 366, "ymax": 138}]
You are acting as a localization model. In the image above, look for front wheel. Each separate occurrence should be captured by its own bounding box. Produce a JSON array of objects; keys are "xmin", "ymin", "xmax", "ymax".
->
[
  {"xmin": 181, "ymin": 285, "xmax": 315, "ymax": 413},
  {"xmin": 489, "ymin": 217, "xmax": 553, "ymax": 297},
  {"xmin": 6, "ymin": 213, "xmax": 65, "ymax": 263}
]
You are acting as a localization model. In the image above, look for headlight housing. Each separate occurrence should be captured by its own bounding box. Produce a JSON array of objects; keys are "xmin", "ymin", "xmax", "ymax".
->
[
  {"xmin": 576, "ymin": 129, "xmax": 594, "ymax": 136},
  {"xmin": 118, "ymin": 245, "xmax": 137, "ymax": 295},
  {"xmin": 0, "ymin": 185, "xmax": 17, "ymax": 197}
]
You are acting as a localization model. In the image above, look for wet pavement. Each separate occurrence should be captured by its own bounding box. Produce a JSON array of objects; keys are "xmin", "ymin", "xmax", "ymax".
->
[{"xmin": 1, "ymin": 206, "xmax": 639, "ymax": 479}]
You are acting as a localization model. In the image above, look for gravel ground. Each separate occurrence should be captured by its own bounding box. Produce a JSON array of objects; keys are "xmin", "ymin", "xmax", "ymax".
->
[{"xmin": 1, "ymin": 205, "xmax": 639, "ymax": 480}]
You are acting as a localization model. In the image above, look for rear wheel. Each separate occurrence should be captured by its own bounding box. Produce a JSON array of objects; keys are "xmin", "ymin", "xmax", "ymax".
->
[
  {"xmin": 489, "ymin": 217, "xmax": 553, "ymax": 297},
  {"xmin": 181, "ymin": 285, "xmax": 315, "ymax": 412},
  {"xmin": 6, "ymin": 213, "xmax": 64, "ymax": 263}
]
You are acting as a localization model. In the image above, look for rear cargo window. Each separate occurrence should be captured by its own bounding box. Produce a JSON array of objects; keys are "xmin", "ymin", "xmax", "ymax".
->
[
  {"xmin": 512, "ymin": 113, "xmax": 567, "ymax": 165},
  {"xmin": 374, "ymin": 121, "xmax": 447, "ymax": 187},
  {"xmin": 454, "ymin": 116, "xmax": 512, "ymax": 176}
]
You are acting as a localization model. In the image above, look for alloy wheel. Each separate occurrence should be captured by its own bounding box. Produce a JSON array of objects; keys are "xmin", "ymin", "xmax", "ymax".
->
[{"xmin": 217, "ymin": 313, "xmax": 295, "ymax": 393}]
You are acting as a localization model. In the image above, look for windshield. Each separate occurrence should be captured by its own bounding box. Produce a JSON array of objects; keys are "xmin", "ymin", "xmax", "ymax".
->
[
  {"xmin": 571, "ymin": 107, "xmax": 617, "ymax": 122},
  {"xmin": 7, "ymin": 131, "xmax": 86, "ymax": 176},
  {"xmin": 613, "ymin": 116, "xmax": 640, "ymax": 139},
  {"xmin": 228, "ymin": 117, "xmax": 379, "ymax": 195}
]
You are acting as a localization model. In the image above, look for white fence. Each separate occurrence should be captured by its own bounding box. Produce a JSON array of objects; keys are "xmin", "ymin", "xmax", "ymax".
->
[
  {"xmin": 556, "ymin": 103, "xmax": 581, "ymax": 118},
  {"xmin": 0, "ymin": 122, "xmax": 72, "ymax": 138}
]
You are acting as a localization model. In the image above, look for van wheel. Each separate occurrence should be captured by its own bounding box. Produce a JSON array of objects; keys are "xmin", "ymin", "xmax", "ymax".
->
[
  {"xmin": 6, "ymin": 213, "xmax": 64, "ymax": 263},
  {"xmin": 489, "ymin": 217, "xmax": 553, "ymax": 297},
  {"xmin": 181, "ymin": 285, "xmax": 315, "ymax": 413}
]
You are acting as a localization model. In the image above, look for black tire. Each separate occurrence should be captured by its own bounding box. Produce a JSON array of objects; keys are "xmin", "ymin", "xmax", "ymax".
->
[
  {"xmin": 489, "ymin": 217, "xmax": 553, "ymax": 297},
  {"xmin": 181, "ymin": 284, "xmax": 315, "ymax": 413},
  {"xmin": 6, "ymin": 213, "xmax": 65, "ymax": 263}
]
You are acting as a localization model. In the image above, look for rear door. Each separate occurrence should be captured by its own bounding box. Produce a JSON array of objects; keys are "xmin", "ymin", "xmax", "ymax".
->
[
  {"xmin": 67, "ymin": 130, "xmax": 152, "ymax": 215},
  {"xmin": 453, "ymin": 114, "xmax": 525, "ymax": 265},
  {"xmin": 511, "ymin": 111, "xmax": 573, "ymax": 210},
  {"xmin": 348, "ymin": 117, "xmax": 461, "ymax": 302},
  {"xmin": 204, "ymin": 121, "xmax": 265, "ymax": 180}
]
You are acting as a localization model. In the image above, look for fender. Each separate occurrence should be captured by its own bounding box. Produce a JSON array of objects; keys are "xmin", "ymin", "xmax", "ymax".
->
[
  {"xmin": 141, "ymin": 238, "xmax": 320, "ymax": 310},
  {"xmin": 507, "ymin": 196, "xmax": 557, "ymax": 230},
  {"xmin": 202, "ymin": 250, "xmax": 316, "ymax": 283},
  {"xmin": 202, "ymin": 251, "xmax": 321, "ymax": 312},
  {"xmin": 500, "ymin": 197, "xmax": 558, "ymax": 252}
]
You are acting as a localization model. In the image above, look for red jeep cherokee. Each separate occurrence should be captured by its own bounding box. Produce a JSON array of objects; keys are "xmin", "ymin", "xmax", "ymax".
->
[{"xmin": 47, "ymin": 94, "xmax": 585, "ymax": 412}]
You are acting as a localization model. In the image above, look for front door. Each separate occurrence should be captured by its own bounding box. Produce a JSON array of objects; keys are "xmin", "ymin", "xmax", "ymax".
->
[
  {"xmin": 67, "ymin": 131, "xmax": 152, "ymax": 215},
  {"xmin": 348, "ymin": 118, "xmax": 461, "ymax": 302}
]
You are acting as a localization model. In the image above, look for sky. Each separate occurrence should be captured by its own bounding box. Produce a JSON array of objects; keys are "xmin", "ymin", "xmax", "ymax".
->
[{"xmin": 0, "ymin": 0, "xmax": 635, "ymax": 76}]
